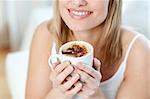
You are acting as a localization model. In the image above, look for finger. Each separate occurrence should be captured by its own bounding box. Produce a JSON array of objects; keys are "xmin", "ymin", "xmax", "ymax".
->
[
  {"xmin": 55, "ymin": 61, "xmax": 71, "ymax": 74},
  {"xmin": 56, "ymin": 65, "xmax": 74, "ymax": 84},
  {"xmin": 61, "ymin": 75, "xmax": 72, "ymax": 84},
  {"xmin": 66, "ymin": 76, "xmax": 72, "ymax": 81},
  {"xmin": 76, "ymin": 69, "xmax": 100, "ymax": 89},
  {"xmin": 65, "ymin": 82, "xmax": 82, "ymax": 96},
  {"xmin": 74, "ymin": 63, "xmax": 98, "ymax": 79},
  {"xmin": 60, "ymin": 74, "xmax": 80, "ymax": 91},
  {"xmin": 49, "ymin": 63, "xmax": 60, "ymax": 81},
  {"xmin": 62, "ymin": 72, "xmax": 77, "ymax": 84},
  {"xmin": 77, "ymin": 69, "xmax": 91, "ymax": 82},
  {"xmin": 93, "ymin": 58, "xmax": 101, "ymax": 71},
  {"xmin": 51, "ymin": 62, "xmax": 60, "ymax": 70},
  {"xmin": 74, "ymin": 80, "xmax": 81, "ymax": 86}
]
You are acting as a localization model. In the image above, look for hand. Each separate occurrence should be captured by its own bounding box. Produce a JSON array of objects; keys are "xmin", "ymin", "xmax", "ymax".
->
[
  {"xmin": 74, "ymin": 58, "xmax": 104, "ymax": 99},
  {"xmin": 49, "ymin": 61, "xmax": 82, "ymax": 99}
]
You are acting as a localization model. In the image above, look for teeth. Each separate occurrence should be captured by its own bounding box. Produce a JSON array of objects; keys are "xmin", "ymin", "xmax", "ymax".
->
[{"xmin": 71, "ymin": 10, "xmax": 89, "ymax": 16}]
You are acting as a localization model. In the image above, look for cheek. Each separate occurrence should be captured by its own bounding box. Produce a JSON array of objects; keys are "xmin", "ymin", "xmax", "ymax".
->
[
  {"xmin": 59, "ymin": 2, "xmax": 67, "ymax": 20},
  {"xmin": 94, "ymin": 2, "xmax": 109, "ymax": 23}
]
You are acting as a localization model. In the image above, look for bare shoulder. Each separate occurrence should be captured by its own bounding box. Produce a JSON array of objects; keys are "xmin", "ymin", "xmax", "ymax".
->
[
  {"xmin": 121, "ymin": 28, "xmax": 149, "ymax": 79},
  {"xmin": 26, "ymin": 20, "xmax": 53, "ymax": 99},
  {"xmin": 122, "ymin": 28, "xmax": 149, "ymax": 49},
  {"xmin": 30, "ymin": 20, "xmax": 55, "ymax": 57},
  {"xmin": 116, "ymin": 28, "xmax": 149, "ymax": 98},
  {"xmin": 31, "ymin": 20, "xmax": 53, "ymax": 47},
  {"xmin": 29, "ymin": 20, "xmax": 54, "ymax": 68}
]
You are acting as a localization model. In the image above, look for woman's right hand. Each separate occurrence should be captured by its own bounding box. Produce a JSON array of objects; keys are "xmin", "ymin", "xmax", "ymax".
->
[{"xmin": 47, "ymin": 61, "xmax": 82, "ymax": 99}]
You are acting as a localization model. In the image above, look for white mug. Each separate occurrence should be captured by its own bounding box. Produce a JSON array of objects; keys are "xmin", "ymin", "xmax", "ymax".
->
[{"xmin": 48, "ymin": 41, "xmax": 94, "ymax": 69}]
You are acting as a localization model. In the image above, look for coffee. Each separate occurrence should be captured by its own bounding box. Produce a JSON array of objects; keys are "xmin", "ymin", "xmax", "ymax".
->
[
  {"xmin": 48, "ymin": 41, "xmax": 94, "ymax": 68},
  {"xmin": 62, "ymin": 44, "xmax": 88, "ymax": 57}
]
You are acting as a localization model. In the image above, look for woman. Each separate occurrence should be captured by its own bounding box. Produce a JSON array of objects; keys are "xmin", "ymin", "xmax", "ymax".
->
[{"xmin": 26, "ymin": 0, "xmax": 149, "ymax": 99}]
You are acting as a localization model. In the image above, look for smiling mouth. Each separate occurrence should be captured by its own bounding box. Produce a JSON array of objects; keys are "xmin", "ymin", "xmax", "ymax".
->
[{"xmin": 68, "ymin": 9, "xmax": 93, "ymax": 20}]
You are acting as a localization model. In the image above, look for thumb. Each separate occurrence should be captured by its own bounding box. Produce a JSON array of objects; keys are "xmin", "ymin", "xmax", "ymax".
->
[{"xmin": 93, "ymin": 58, "xmax": 101, "ymax": 71}]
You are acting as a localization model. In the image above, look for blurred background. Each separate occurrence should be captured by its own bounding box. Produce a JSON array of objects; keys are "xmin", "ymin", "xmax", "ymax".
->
[{"xmin": 0, "ymin": 0, "xmax": 149, "ymax": 99}]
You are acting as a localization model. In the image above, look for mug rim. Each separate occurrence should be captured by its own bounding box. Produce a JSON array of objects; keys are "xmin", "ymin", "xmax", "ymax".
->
[{"xmin": 59, "ymin": 41, "xmax": 93, "ymax": 59}]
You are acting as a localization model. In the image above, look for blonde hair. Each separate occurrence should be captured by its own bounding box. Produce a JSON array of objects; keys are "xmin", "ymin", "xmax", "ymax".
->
[{"xmin": 48, "ymin": 0, "xmax": 123, "ymax": 67}]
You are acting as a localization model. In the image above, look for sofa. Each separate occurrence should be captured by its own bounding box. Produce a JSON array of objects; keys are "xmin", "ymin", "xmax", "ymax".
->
[{"xmin": 5, "ymin": 6, "xmax": 53, "ymax": 99}]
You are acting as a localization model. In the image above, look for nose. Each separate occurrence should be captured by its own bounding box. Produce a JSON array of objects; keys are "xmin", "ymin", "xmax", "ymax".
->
[{"xmin": 71, "ymin": 0, "xmax": 88, "ymax": 7}]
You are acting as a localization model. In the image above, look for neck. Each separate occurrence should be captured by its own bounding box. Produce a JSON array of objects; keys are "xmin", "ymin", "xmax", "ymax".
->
[{"xmin": 73, "ymin": 26, "xmax": 103, "ymax": 46}]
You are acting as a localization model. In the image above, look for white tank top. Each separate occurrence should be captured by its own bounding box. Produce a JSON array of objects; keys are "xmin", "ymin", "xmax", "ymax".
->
[
  {"xmin": 74, "ymin": 34, "xmax": 141, "ymax": 99},
  {"xmin": 100, "ymin": 34, "xmax": 141, "ymax": 99}
]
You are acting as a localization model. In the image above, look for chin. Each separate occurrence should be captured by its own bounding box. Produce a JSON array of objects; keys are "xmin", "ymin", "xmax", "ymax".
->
[
  {"xmin": 69, "ymin": 27, "xmax": 87, "ymax": 32},
  {"xmin": 67, "ymin": 24, "xmax": 91, "ymax": 32}
]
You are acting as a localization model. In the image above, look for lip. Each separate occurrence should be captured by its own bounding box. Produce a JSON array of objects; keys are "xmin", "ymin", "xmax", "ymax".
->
[{"xmin": 68, "ymin": 8, "xmax": 93, "ymax": 20}]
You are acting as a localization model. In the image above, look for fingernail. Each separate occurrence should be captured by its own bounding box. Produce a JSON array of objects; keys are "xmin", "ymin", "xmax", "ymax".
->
[
  {"xmin": 96, "ymin": 59, "xmax": 101, "ymax": 65},
  {"xmin": 79, "ymin": 83, "xmax": 82, "ymax": 87},
  {"xmin": 98, "ymin": 60, "xmax": 101, "ymax": 65},
  {"xmin": 64, "ymin": 60, "xmax": 71, "ymax": 65},
  {"xmin": 70, "ymin": 72, "xmax": 74, "ymax": 76},
  {"xmin": 69, "ymin": 65, "xmax": 74, "ymax": 70},
  {"xmin": 95, "ymin": 58, "xmax": 101, "ymax": 65},
  {"xmin": 75, "ymin": 73, "xmax": 79, "ymax": 78},
  {"xmin": 74, "ymin": 63, "xmax": 82, "ymax": 68}
]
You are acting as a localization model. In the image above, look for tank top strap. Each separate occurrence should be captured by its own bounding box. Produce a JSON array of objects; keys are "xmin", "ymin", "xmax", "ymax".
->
[{"xmin": 123, "ymin": 34, "xmax": 142, "ymax": 63}]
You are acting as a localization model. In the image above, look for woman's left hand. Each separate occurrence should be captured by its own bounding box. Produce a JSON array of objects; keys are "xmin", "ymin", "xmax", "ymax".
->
[{"xmin": 74, "ymin": 58, "xmax": 105, "ymax": 99}]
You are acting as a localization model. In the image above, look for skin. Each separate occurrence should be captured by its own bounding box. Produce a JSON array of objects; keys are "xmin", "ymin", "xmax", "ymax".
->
[
  {"xmin": 59, "ymin": 0, "xmax": 109, "ymax": 45},
  {"xmin": 59, "ymin": 0, "xmax": 109, "ymax": 32},
  {"xmin": 25, "ymin": 0, "xmax": 149, "ymax": 99}
]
